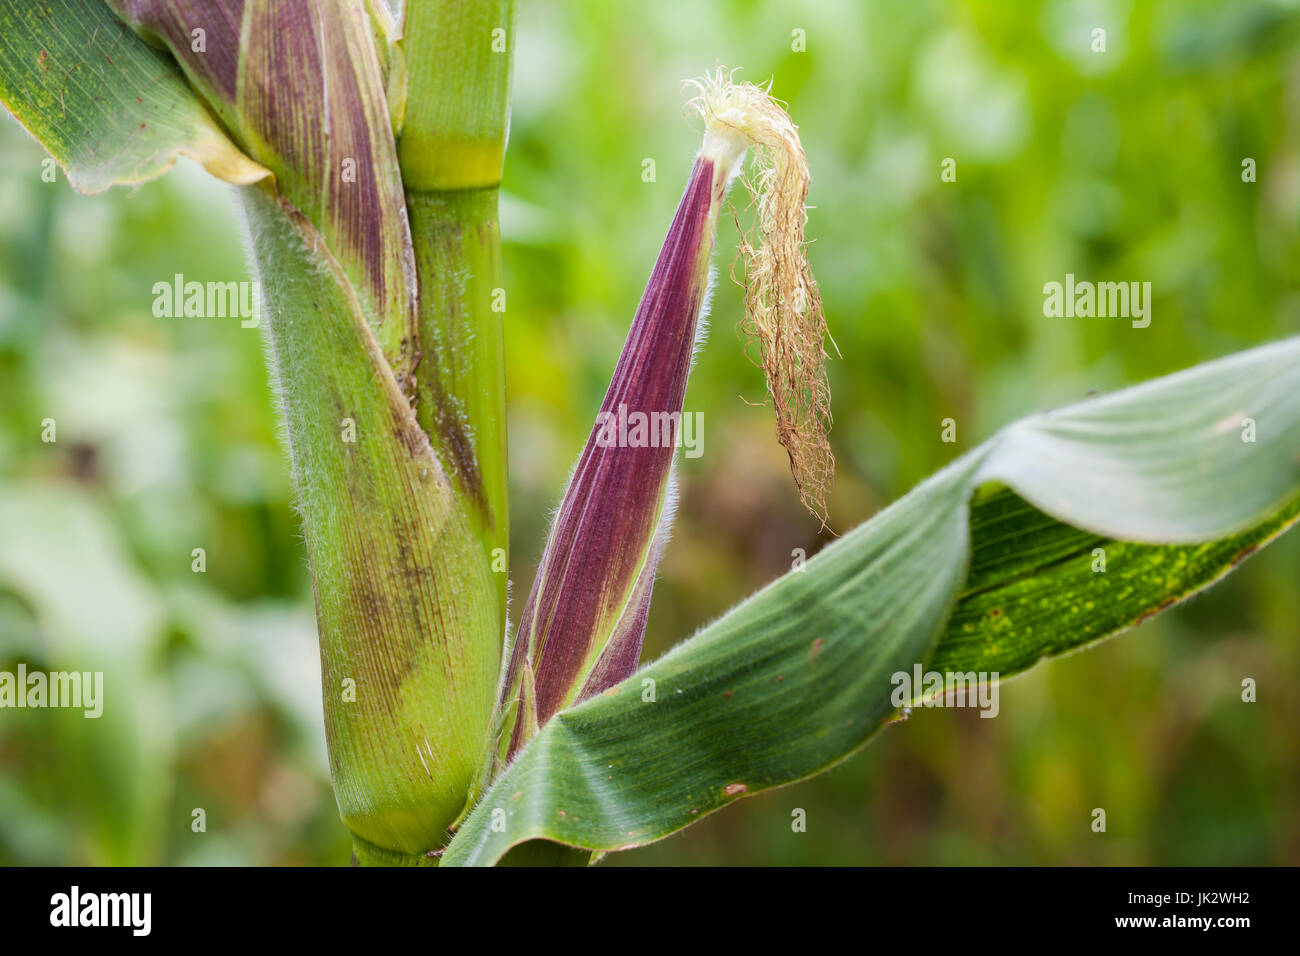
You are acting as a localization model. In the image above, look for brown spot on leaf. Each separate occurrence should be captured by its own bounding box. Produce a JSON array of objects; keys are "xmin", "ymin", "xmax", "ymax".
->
[
  {"xmin": 336, "ymin": 536, "xmax": 428, "ymax": 701},
  {"xmin": 811, "ymin": 637, "xmax": 824, "ymax": 659},
  {"xmin": 423, "ymin": 374, "xmax": 488, "ymax": 517},
  {"xmin": 387, "ymin": 394, "xmax": 431, "ymax": 460},
  {"xmin": 1230, "ymin": 542, "xmax": 1261, "ymax": 567},
  {"xmin": 724, "ymin": 783, "xmax": 748, "ymax": 797},
  {"xmin": 1132, "ymin": 596, "xmax": 1180, "ymax": 628}
]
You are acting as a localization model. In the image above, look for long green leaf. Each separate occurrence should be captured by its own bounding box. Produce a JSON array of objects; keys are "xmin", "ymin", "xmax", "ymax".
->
[
  {"xmin": 0, "ymin": 0, "xmax": 266, "ymax": 192},
  {"xmin": 441, "ymin": 336, "xmax": 1300, "ymax": 866}
]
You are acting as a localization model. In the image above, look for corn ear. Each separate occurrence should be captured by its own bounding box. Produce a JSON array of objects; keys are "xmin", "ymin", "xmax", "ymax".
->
[{"xmin": 499, "ymin": 71, "xmax": 833, "ymax": 759}]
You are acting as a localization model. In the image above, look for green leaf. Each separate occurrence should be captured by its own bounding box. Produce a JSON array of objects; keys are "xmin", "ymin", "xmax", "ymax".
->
[
  {"xmin": 0, "ymin": 0, "xmax": 266, "ymax": 192},
  {"xmin": 933, "ymin": 485, "xmax": 1298, "ymax": 678},
  {"xmin": 441, "ymin": 336, "xmax": 1300, "ymax": 866}
]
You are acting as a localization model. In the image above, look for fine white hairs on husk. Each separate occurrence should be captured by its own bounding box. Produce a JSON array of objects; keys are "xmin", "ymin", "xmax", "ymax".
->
[{"xmin": 686, "ymin": 67, "xmax": 835, "ymax": 525}]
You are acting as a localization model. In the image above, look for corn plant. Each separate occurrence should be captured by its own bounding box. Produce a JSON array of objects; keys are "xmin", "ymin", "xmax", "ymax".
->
[{"xmin": 2, "ymin": 0, "xmax": 1297, "ymax": 867}]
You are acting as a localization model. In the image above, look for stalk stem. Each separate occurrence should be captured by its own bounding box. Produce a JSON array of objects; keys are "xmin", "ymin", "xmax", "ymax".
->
[
  {"xmin": 407, "ymin": 186, "xmax": 509, "ymax": 619},
  {"xmin": 398, "ymin": 0, "xmax": 517, "ymax": 190}
]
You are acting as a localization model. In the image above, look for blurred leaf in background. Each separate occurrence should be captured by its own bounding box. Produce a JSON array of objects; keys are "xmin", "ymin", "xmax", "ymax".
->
[{"xmin": 1, "ymin": 0, "xmax": 1297, "ymax": 865}]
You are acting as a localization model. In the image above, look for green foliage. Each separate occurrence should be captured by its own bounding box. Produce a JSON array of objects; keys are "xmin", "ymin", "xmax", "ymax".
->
[
  {"xmin": 0, "ymin": 0, "xmax": 1296, "ymax": 866},
  {"xmin": 0, "ymin": 0, "xmax": 265, "ymax": 191},
  {"xmin": 444, "ymin": 339, "xmax": 1300, "ymax": 865}
]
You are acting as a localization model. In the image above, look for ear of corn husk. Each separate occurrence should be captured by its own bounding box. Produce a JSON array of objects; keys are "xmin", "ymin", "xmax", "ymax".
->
[{"xmin": 498, "ymin": 69, "xmax": 833, "ymax": 762}]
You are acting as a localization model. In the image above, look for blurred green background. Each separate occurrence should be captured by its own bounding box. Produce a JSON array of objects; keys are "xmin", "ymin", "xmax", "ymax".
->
[{"xmin": 2, "ymin": 0, "xmax": 1298, "ymax": 865}]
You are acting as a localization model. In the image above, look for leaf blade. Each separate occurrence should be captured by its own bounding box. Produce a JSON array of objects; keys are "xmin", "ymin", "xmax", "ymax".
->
[
  {"xmin": 0, "ymin": 0, "xmax": 266, "ymax": 192},
  {"xmin": 442, "ymin": 336, "xmax": 1300, "ymax": 866}
]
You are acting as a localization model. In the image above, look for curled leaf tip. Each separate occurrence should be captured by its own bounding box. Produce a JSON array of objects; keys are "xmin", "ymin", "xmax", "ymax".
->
[{"xmin": 687, "ymin": 66, "xmax": 835, "ymax": 524}]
